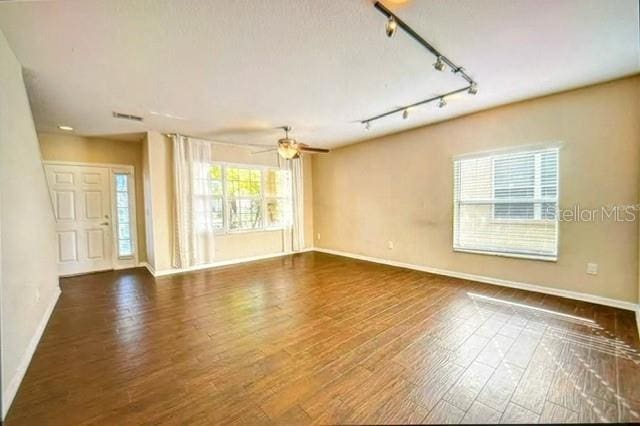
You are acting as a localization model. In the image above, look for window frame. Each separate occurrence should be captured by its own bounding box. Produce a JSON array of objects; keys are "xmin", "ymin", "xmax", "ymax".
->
[
  {"xmin": 114, "ymin": 172, "xmax": 135, "ymax": 258},
  {"xmin": 109, "ymin": 165, "xmax": 139, "ymax": 270},
  {"xmin": 198, "ymin": 161, "xmax": 293, "ymax": 235},
  {"xmin": 453, "ymin": 145, "xmax": 560, "ymax": 262}
]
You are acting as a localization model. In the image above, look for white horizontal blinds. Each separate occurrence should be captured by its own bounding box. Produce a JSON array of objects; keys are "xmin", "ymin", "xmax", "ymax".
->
[{"xmin": 453, "ymin": 147, "xmax": 559, "ymax": 260}]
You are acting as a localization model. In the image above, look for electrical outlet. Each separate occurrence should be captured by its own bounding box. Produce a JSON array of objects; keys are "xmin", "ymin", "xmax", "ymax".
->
[
  {"xmin": 586, "ymin": 263, "xmax": 598, "ymax": 275},
  {"xmin": 387, "ymin": 240, "xmax": 394, "ymax": 250}
]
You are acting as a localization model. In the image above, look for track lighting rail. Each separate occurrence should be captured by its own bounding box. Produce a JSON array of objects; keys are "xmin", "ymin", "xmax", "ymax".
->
[
  {"xmin": 362, "ymin": 85, "xmax": 470, "ymax": 124},
  {"xmin": 373, "ymin": 2, "xmax": 474, "ymax": 85},
  {"xmin": 361, "ymin": 1, "xmax": 478, "ymax": 127}
]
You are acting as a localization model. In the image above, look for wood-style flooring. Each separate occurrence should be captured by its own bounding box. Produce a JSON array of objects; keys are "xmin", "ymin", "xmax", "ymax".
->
[{"xmin": 6, "ymin": 252, "xmax": 640, "ymax": 424}]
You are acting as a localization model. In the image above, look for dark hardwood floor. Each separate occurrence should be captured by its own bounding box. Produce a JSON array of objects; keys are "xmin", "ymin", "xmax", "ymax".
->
[{"xmin": 6, "ymin": 252, "xmax": 640, "ymax": 424}]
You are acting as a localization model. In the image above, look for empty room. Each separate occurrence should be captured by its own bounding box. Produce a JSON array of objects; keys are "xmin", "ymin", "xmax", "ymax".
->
[{"xmin": 1, "ymin": 0, "xmax": 639, "ymax": 424}]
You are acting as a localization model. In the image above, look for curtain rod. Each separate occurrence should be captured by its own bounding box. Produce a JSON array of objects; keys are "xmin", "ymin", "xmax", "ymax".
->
[{"xmin": 163, "ymin": 133, "xmax": 272, "ymax": 150}]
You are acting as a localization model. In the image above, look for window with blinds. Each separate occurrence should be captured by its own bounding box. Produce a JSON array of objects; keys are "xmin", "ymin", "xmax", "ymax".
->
[{"xmin": 453, "ymin": 147, "xmax": 559, "ymax": 260}]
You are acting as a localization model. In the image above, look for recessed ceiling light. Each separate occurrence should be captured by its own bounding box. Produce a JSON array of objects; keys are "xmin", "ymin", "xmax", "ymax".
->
[{"xmin": 58, "ymin": 125, "xmax": 74, "ymax": 131}]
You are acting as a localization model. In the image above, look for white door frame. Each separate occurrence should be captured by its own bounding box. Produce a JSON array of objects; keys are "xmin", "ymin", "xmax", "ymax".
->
[{"xmin": 43, "ymin": 161, "xmax": 139, "ymax": 273}]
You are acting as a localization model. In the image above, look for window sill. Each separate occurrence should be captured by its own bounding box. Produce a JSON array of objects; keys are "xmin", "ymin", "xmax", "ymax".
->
[
  {"xmin": 214, "ymin": 227, "xmax": 291, "ymax": 236},
  {"xmin": 453, "ymin": 247, "xmax": 557, "ymax": 262}
]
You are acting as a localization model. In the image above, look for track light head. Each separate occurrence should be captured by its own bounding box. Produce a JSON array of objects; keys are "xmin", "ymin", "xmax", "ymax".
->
[
  {"xmin": 433, "ymin": 56, "xmax": 445, "ymax": 72},
  {"xmin": 385, "ymin": 16, "xmax": 397, "ymax": 38},
  {"xmin": 402, "ymin": 109, "xmax": 409, "ymax": 120},
  {"xmin": 468, "ymin": 83, "xmax": 478, "ymax": 95},
  {"xmin": 364, "ymin": 121, "xmax": 371, "ymax": 130},
  {"xmin": 438, "ymin": 97, "xmax": 447, "ymax": 108}
]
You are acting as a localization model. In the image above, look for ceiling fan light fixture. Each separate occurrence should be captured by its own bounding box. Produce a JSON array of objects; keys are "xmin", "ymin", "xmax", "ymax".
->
[
  {"xmin": 277, "ymin": 140, "xmax": 300, "ymax": 160},
  {"xmin": 385, "ymin": 16, "xmax": 397, "ymax": 38}
]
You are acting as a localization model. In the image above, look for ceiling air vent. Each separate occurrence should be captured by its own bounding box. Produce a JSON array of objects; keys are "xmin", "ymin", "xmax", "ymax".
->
[{"xmin": 112, "ymin": 111, "xmax": 144, "ymax": 122}]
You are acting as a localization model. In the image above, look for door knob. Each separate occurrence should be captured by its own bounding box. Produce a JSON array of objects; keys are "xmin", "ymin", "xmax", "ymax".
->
[{"xmin": 101, "ymin": 222, "xmax": 109, "ymax": 226}]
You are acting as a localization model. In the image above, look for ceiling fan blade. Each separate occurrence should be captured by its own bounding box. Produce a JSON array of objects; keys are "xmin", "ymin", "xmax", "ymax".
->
[
  {"xmin": 298, "ymin": 146, "xmax": 330, "ymax": 153},
  {"xmin": 251, "ymin": 147, "xmax": 278, "ymax": 155}
]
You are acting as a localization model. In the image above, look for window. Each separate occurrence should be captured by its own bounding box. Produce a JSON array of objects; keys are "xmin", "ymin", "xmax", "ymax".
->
[
  {"xmin": 493, "ymin": 151, "xmax": 558, "ymax": 220},
  {"xmin": 453, "ymin": 147, "xmax": 559, "ymax": 260},
  {"xmin": 114, "ymin": 173, "xmax": 134, "ymax": 257},
  {"xmin": 193, "ymin": 163, "xmax": 224, "ymax": 232},
  {"xmin": 493, "ymin": 153, "xmax": 535, "ymax": 219},
  {"xmin": 193, "ymin": 163, "xmax": 291, "ymax": 233},
  {"xmin": 264, "ymin": 169, "xmax": 292, "ymax": 228},
  {"xmin": 226, "ymin": 166, "xmax": 263, "ymax": 231}
]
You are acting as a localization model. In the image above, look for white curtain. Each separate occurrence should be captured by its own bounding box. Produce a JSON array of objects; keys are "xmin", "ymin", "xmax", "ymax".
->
[
  {"xmin": 172, "ymin": 134, "xmax": 216, "ymax": 268},
  {"xmin": 286, "ymin": 158, "xmax": 305, "ymax": 252}
]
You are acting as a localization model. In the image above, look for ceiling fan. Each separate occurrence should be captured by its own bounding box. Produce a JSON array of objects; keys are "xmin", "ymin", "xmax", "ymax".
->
[{"xmin": 255, "ymin": 126, "xmax": 330, "ymax": 160}]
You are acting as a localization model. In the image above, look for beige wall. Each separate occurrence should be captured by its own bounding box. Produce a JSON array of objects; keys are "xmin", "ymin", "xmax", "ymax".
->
[
  {"xmin": 313, "ymin": 76, "xmax": 640, "ymax": 304},
  {"xmin": 141, "ymin": 135, "xmax": 155, "ymax": 269},
  {"xmin": 142, "ymin": 132, "xmax": 173, "ymax": 271},
  {"xmin": 38, "ymin": 133, "xmax": 147, "ymax": 263},
  {"xmin": 143, "ymin": 132, "xmax": 314, "ymax": 272},
  {"xmin": 0, "ymin": 30, "xmax": 60, "ymax": 418}
]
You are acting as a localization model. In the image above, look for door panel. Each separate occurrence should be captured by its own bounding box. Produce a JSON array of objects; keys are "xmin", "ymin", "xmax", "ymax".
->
[
  {"xmin": 54, "ymin": 172, "xmax": 74, "ymax": 184},
  {"xmin": 83, "ymin": 173, "xmax": 101, "ymax": 184},
  {"xmin": 55, "ymin": 191, "xmax": 75, "ymax": 220},
  {"xmin": 87, "ymin": 228, "xmax": 105, "ymax": 259},
  {"xmin": 85, "ymin": 191, "xmax": 102, "ymax": 219},
  {"xmin": 45, "ymin": 164, "xmax": 113, "ymax": 275},
  {"xmin": 57, "ymin": 231, "xmax": 78, "ymax": 262}
]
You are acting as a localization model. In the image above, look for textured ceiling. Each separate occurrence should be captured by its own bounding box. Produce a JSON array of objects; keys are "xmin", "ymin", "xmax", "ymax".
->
[{"xmin": 0, "ymin": 0, "xmax": 638, "ymax": 147}]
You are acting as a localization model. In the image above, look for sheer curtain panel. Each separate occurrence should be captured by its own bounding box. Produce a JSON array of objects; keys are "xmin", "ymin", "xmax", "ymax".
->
[{"xmin": 172, "ymin": 135, "xmax": 217, "ymax": 268}]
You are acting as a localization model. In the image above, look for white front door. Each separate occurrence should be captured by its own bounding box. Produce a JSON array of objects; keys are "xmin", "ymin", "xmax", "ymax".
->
[{"xmin": 45, "ymin": 164, "xmax": 113, "ymax": 275}]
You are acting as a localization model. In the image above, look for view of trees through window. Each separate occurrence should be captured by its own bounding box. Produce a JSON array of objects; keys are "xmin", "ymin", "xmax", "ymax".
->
[
  {"xmin": 226, "ymin": 166, "xmax": 263, "ymax": 230},
  {"xmin": 195, "ymin": 163, "xmax": 291, "ymax": 233}
]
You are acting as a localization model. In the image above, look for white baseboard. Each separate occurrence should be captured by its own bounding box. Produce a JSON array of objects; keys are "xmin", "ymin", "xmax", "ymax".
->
[
  {"xmin": 313, "ymin": 247, "xmax": 639, "ymax": 313},
  {"xmin": 2, "ymin": 286, "xmax": 61, "ymax": 420},
  {"xmin": 141, "ymin": 248, "xmax": 314, "ymax": 277}
]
